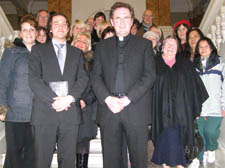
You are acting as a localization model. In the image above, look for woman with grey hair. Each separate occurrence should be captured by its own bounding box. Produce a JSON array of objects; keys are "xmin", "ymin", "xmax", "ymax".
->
[
  {"xmin": 151, "ymin": 36, "xmax": 208, "ymax": 168},
  {"xmin": 143, "ymin": 30, "xmax": 160, "ymax": 54}
]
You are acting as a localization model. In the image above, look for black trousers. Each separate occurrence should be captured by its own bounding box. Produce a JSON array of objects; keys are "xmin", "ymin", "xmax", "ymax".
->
[
  {"xmin": 4, "ymin": 121, "xmax": 34, "ymax": 168},
  {"xmin": 32, "ymin": 123, "xmax": 79, "ymax": 168},
  {"xmin": 100, "ymin": 111, "xmax": 148, "ymax": 168},
  {"xmin": 100, "ymin": 126, "xmax": 128, "ymax": 168}
]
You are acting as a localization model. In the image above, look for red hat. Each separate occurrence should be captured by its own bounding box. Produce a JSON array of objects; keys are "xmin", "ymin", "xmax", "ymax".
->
[{"xmin": 173, "ymin": 20, "xmax": 191, "ymax": 32}]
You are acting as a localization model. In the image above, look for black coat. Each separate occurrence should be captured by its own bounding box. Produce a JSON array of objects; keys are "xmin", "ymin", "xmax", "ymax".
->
[
  {"xmin": 77, "ymin": 52, "xmax": 97, "ymax": 142},
  {"xmin": 151, "ymin": 55, "xmax": 208, "ymax": 145},
  {"xmin": 91, "ymin": 34, "xmax": 156, "ymax": 126}
]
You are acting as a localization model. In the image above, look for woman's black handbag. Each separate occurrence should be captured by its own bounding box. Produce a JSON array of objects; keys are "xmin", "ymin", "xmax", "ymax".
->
[{"xmin": 185, "ymin": 120, "xmax": 204, "ymax": 162}]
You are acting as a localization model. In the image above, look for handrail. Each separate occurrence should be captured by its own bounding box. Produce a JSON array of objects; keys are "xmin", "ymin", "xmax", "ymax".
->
[
  {"xmin": 0, "ymin": 5, "xmax": 13, "ymax": 38},
  {"xmin": 199, "ymin": 0, "xmax": 224, "ymax": 34}
]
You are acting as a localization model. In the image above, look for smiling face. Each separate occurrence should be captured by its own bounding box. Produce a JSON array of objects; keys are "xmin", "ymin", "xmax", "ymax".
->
[
  {"xmin": 36, "ymin": 29, "xmax": 47, "ymax": 43},
  {"xmin": 110, "ymin": 7, "xmax": 133, "ymax": 38},
  {"xmin": 94, "ymin": 16, "xmax": 105, "ymax": 29},
  {"xmin": 73, "ymin": 34, "xmax": 89, "ymax": 52},
  {"xmin": 72, "ymin": 25, "xmax": 85, "ymax": 37},
  {"xmin": 162, "ymin": 38, "xmax": 178, "ymax": 59},
  {"xmin": 188, "ymin": 30, "xmax": 201, "ymax": 50},
  {"xmin": 177, "ymin": 24, "xmax": 188, "ymax": 43},
  {"xmin": 143, "ymin": 10, "xmax": 153, "ymax": 26},
  {"xmin": 130, "ymin": 24, "xmax": 137, "ymax": 35},
  {"xmin": 50, "ymin": 15, "xmax": 69, "ymax": 43},
  {"xmin": 198, "ymin": 40, "xmax": 212, "ymax": 59},
  {"xmin": 20, "ymin": 22, "xmax": 37, "ymax": 46},
  {"xmin": 37, "ymin": 11, "xmax": 49, "ymax": 27}
]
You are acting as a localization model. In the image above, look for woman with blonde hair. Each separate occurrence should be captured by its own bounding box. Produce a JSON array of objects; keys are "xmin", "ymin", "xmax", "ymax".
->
[
  {"xmin": 70, "ymin": 19, "xmax": 86, "ymax": 43},
  {"xmin": 72, "ymin": 31, "xmax": 91, "ymax": 51},
  {"xmin": 72, "ymin": 31, "xmax": 97, "ymax": 168}
]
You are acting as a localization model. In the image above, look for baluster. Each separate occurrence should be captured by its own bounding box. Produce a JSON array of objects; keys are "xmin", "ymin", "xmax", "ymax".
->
[
  {"xmin": 220, "ymin": 6, "xmax": 225, "ymax": 43},
  {"xmin": 0, "ymin": 37, "xmax": 5, "ymax": 59},
  {"xmin": 216, "ymin": 16, "xmax": 222, "ymax": 50},
  {"xmin": 211, "ymin": 25, "xmax": 217, "ymax": 47}
]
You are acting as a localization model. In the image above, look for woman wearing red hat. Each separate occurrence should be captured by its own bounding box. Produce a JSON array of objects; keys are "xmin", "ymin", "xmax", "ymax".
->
[{"xmin": 174, "ymin": 20, "xmax": 191, "ymax": 55}]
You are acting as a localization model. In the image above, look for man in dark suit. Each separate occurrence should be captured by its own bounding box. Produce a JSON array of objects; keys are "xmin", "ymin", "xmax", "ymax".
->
[
  {"xmin": 91, "ymin": 2, "xmax": 156, "ymax": 168},
  {"xmin": 29, "ymin": 13, "xmax": 88, "ymax": 168}
]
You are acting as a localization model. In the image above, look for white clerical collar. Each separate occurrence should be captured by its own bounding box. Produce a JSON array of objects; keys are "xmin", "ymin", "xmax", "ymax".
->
[{"xmin": 119, "ymin": 37, "xmax": 124, "ymax": 41}]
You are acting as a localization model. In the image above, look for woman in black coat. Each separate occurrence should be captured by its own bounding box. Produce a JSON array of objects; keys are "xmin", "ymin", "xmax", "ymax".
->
[
  {"xmin": 72, "ymin": 31, "xmax": 97, "ymax": 168},
  {"xmin": 151, "ymin": 36, "xmax": 208, "ymax": 168}
]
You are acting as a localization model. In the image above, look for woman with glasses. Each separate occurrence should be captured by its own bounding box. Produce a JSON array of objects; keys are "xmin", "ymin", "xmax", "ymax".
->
[{"xmin": 151, "ymin": 36, "xmax": 208, "ymax": 168}]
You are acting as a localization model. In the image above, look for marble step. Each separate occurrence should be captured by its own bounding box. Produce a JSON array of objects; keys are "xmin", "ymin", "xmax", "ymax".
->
[{"xmin": 0, "ymin": 136, "xmax": 103, "ymax": 168}]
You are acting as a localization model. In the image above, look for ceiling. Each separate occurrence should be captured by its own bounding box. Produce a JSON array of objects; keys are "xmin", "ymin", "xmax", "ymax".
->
[{"xmin": 0, "ymin": 0, "xmax": 48, "ymax": 14}]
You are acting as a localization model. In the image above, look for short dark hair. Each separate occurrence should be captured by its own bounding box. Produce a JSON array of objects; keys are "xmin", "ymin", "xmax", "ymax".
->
[
  {"xmin": 37, "ymin": 26, "xmax": 47, "ymax": 34},
  {"xmin": 47, "ymin": 13, "xmax": 70, "ymax": 38},
  {"xmin": 94, "ymin": 12, "xmax": 106, "ymax": 21},
  {"xmin": 109, "ymin": 2, "xmax": 135, "ymax": 19},
  {"xmin": 101, "ymin": 26, "xmax": 115, "ymax": 39},
  {"xmin": 133, "ymin": 18, "xmax": 140, "ymax": 29},
  {"xmin": 37, "ymin": 10, "xmax": 49, "ymax": 17}
]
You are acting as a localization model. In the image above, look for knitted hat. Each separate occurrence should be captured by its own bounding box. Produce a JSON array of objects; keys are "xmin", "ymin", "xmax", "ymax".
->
[
  {"xmin": 173, "ymin": 20, "xmax": 191, "ymax": 32},
  {"xmin": 143, "ymin": 31, "xmax": 160, "ymax": 42}
]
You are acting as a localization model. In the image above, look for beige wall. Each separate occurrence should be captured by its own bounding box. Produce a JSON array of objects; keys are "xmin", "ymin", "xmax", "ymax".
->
[{"xmin": 71, "ymin": 0, "xmax": 146, "ymax": 22}]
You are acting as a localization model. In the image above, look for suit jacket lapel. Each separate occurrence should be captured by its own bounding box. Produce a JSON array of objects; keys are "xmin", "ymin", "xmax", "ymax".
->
[
  {"xmin": 62, "ymin": 45, "xmax": 74, "ymax": 79},
  {"xmin": 47, "ymin": 42, "xmax": 63, "ymax": 78}
]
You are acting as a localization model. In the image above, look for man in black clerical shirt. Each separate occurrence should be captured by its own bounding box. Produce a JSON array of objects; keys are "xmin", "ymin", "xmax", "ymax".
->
[{"xmin": 91, "ymin": 2, "xmax": 156, "ymax": 168}]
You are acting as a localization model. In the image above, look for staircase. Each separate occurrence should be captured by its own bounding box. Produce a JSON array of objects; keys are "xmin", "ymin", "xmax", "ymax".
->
[
  {"xmin": 1, "ymin": 1, "xmax": 225, "ymax": 168},
  {"xmin": 0, "ymin": 128, "xmax": 103, "ymax": 168},
  {"xmin": 199, "ymin": 0, "xmax": 225, "ymax": 56},
  {"xmin": 0, "ymin": 122, "xmax": 6, "ymax": 168},
  {"xmin": 51, "ymin": 128, "xmax": 103, "ymax": 168}
]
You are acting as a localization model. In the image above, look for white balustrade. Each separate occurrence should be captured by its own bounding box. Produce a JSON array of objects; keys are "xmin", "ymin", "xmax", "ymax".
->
[
  {"xmin": 216, "ymin": 16, "xmax": 222, "ymax": 50},
  {"xmin": 205, "ymin": 4, "xmax": 225, "ymax": 51},
  {"xmin": 220, "ymin": 6, "xmax": 225, "ymax": 43},
  {"xmin": 211, "ymin": 25, "xmax": 217, "ymax": 47}
]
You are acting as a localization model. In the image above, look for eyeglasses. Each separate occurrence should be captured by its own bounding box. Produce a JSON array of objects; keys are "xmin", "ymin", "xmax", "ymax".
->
[
  {"xmin": 75, "ymin": 39, "xmax": 87, "ymax": 45},
  {"xmin": 39, "ymin": 15, "xmax": 49, "ymax": 19},
  {"xmin": 144, "ymin": 15, "xmax": 153, "ymax": 18},
  {"xmin": 113, "ymin": 16, "xmax": 132, "ymax": 23}
]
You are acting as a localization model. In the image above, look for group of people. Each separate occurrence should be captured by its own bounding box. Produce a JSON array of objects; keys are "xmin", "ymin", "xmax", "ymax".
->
[{"xmin": 0, "ymin": 1, "xmax": 224, "ymax": 168}]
